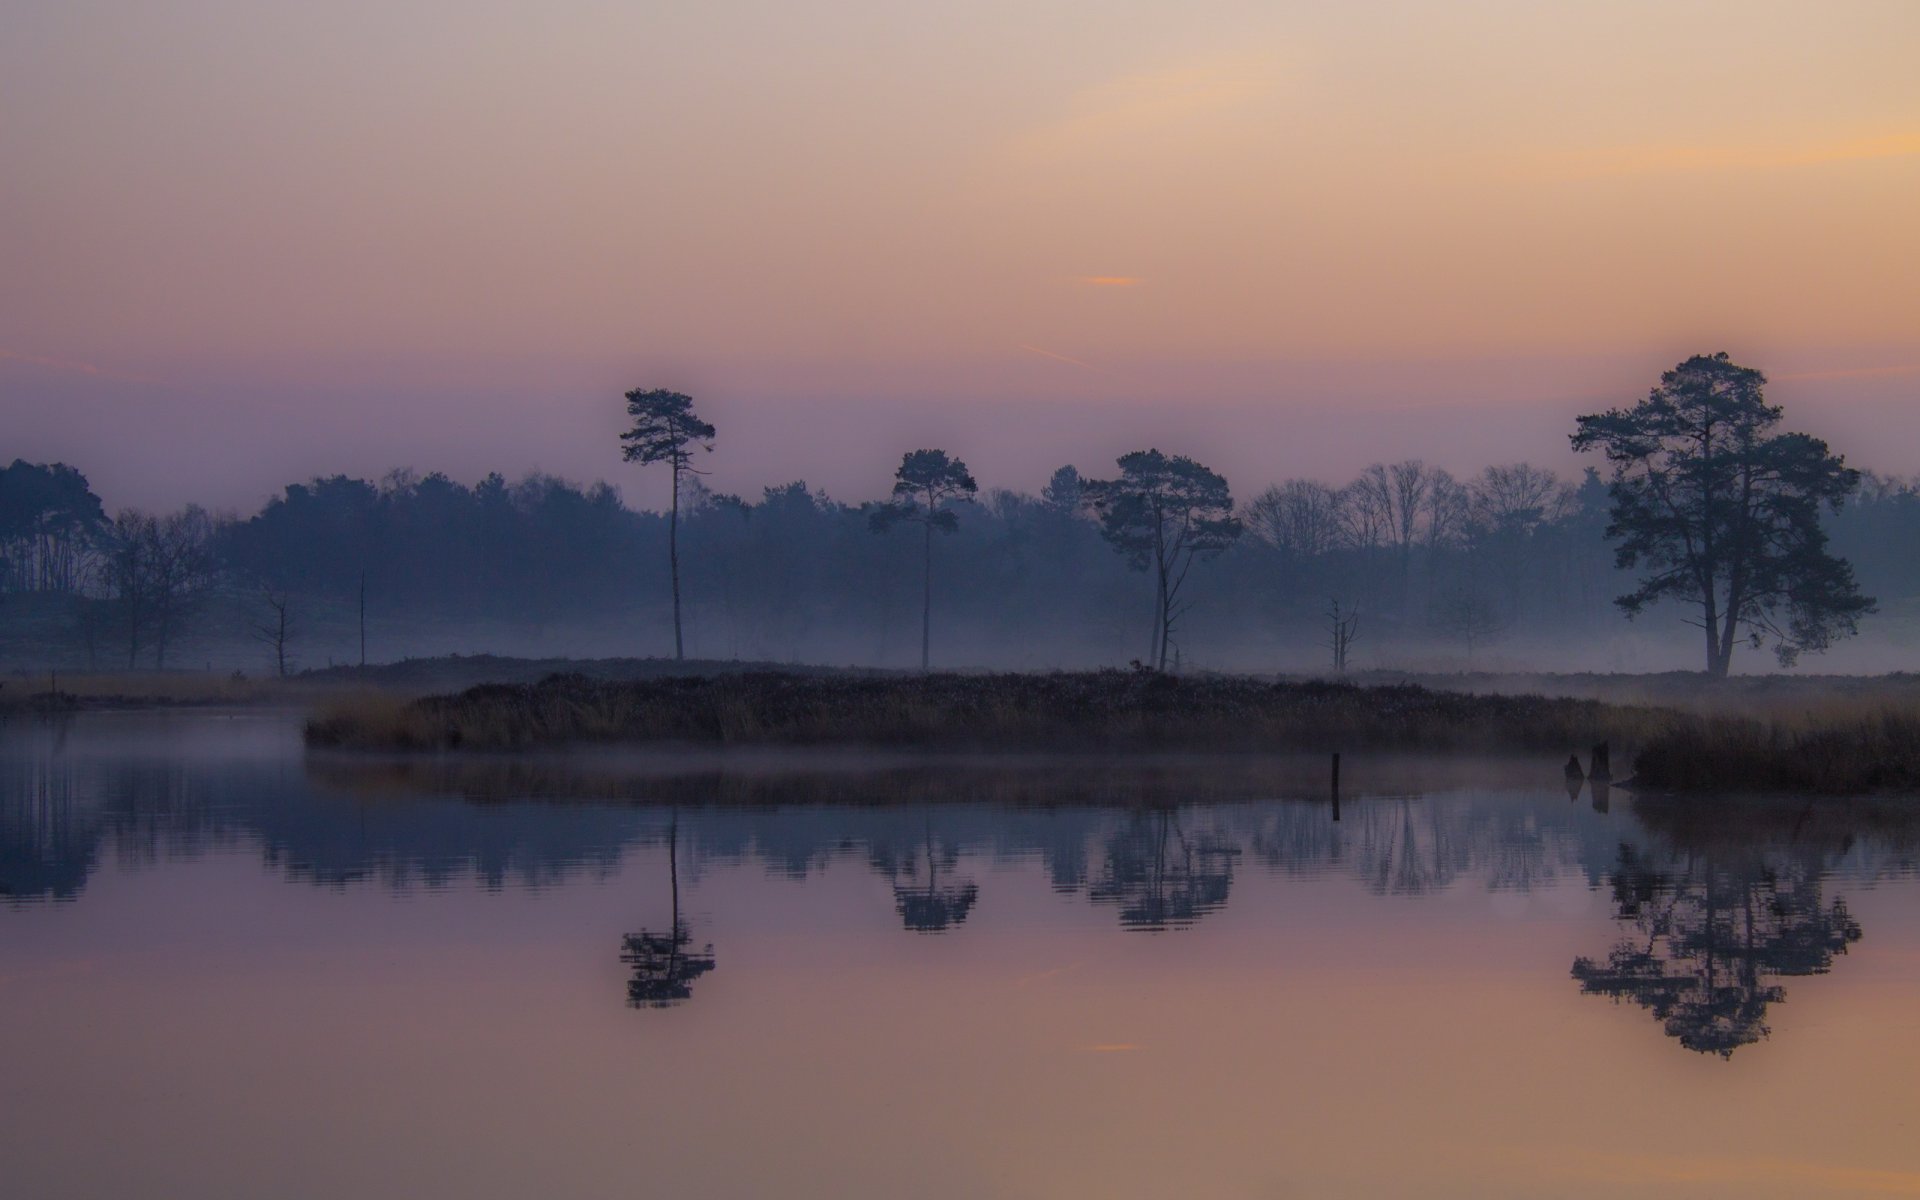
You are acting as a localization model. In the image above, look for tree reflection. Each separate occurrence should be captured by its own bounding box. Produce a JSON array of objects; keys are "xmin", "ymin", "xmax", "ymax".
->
[
  {"xmin": 1572, "ymin": 843, "xmax": 1860, "ymax": 1056},
  {"xmin": 621, "ymin": 814, "xmax": 715, "ymax": 1008},
  {"xmin": 1089, "ymin": 809, "xmax": 1236, "ymax": 930},
  {"xmin": 874, "ymin": 822, "xmax": 979, "ymax": 932},
  {"xmin": 1348, "ymin": 797, "xmax": 1470, "ymax": 896}
]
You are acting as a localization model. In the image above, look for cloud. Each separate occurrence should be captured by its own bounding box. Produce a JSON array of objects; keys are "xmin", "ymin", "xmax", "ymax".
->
[
  {"xmin": 1547, "ymin": 132, "xmax": 1920, "ymax": 179},
  {"xmin": 1006, "ymin": 54, "xmax": 1283, "ymax": 160},
  {"xmin": 1018, "ymin": 343, "xmax": 1109, "ymax": 373},
  {"xmin": 1776, "ymin": 362, "xmax": 1920, "ymax": 383},
  {"xmin": 0, "ymin": 348, "xmax": 157, "ymax": 386}
]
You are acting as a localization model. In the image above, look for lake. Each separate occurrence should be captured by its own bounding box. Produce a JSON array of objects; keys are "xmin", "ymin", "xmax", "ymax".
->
[{"xmin": 4, "ymin": 711, "xmax": 1918, "ymax": 1198}]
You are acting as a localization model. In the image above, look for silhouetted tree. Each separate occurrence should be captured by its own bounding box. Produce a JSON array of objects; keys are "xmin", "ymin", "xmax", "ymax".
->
[
  {"xmin": 1041, "ymin": 465, "xmax": 1083, "ymax": 514},
  {"xmin": 145, "ymin": 507, "xmax": 215, "ymax": 668},
  {"xmin": 1245, "ymin": 480, "xmax": 1344, "ymax": 558},
  {"xmin": 620, "ymin": 388, "xmax": 716, "ymax": 660},
  {"xmin": 1327, "ymin": 598, "xmax": 1359, "ymax": 671},
  {"xmin": 0, "ymin": 460, "xmax": 106, "ymax": 594},
  {"xmin": 1572, "ymin": 353, "xmax": 1873, "ymax": 675},
  {"xmin": 1429, "ymin": 584, "xmax": 1508, "ymax": 663},
  {"xmin": 1083, "ymin": 451, "xmax": 1242, "ymax": 670},
  {"xmin": 251, "ymin": 588, "xmax": 294, "ymax": 677},
  {"xmin": 104, "ymin": 511, "xmax": 154, "ymax": 667},
  {"xmin": 869, "ymin": 449, "xmax": 977, "ymax": 671}
]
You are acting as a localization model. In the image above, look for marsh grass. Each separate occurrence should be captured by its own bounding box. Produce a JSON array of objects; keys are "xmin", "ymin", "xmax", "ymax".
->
[
  {"xmin": 304, "ymin": 669, "xmax": 1678, "ymax": 755},
  {"xmin": 1631, "ymin": 709, "xmax": 1920, "ymax": 794},
  {"xmin": 0, "ymin": 669, "xmax": 326, "ymax": 710}
]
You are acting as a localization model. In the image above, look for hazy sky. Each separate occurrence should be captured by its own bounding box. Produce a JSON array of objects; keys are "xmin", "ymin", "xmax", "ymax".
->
[{"xmin": 5, "ymin": 0, "xmax": 1919, "ymax": 510}]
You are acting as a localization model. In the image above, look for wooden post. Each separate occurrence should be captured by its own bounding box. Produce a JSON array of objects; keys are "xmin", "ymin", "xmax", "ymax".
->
[
  {"xmin": 1331, "ymin": 752, "xmax": 1341, "ymax": 822},
  {"xmin": 1590, "ymin": 741, "xmax": 1611, "ymax": 779}
]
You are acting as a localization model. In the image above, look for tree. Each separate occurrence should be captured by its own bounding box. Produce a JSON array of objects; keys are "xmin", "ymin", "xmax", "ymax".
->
[
  {"xmin": 104, "ymin": 511, "xmax": 154, "ymax": 668},
  {"xmin": 146, "ymin": 507, "xmax": 216, "ymax": 668},
  {"xmin": 619, "ymin": 388, "xmax": 716, "ymax": 661},
  {"xmin": 1041, "ymin": 465, "xmax": 1083, "ymax": 514},
  {"xmin": 0, "ymin": 460, "xmax": 106, "ymax": 594},
  {"xmin": 252, "ymin": 588, "xmax": 294, "ymax": 677},
  {"xmin": 869, "ymin": 449, "xmax": 977, "ymax": 672},
  {"xmin": 1244, "ymin": 480, "xmax": 1344, "ymax": 559},
  {"xmin": 1327, "ymin": 598, "xmax": 1360, "ymax": 671},
  {"xmin": 1429, "ymin": 583, "xmax": 1508, "ymax": 663},
  {"xmin": 1572, "ymin": 353, "xmax": 1874, "ymax": 675},
  {"xmin": 1082, "ymin": 450, "xmax": 1241, "ymax": 671}
]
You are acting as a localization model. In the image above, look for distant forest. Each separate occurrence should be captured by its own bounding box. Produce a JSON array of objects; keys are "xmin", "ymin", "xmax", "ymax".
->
[{"xmin": 5, "ymin": 449, "xmax": 1917, "ymax": 675}]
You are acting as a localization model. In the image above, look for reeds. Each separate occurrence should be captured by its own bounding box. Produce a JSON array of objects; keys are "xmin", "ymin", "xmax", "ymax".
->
[
  {"xmin": 1630, "ymin": 709, "xmax": 1920, "ymax": 794},
  {"xmin": 304, "ymin": 669, "xmax": 1675, "ymax": 755}
]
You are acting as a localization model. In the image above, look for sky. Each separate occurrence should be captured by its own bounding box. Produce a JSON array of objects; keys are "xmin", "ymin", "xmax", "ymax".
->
[{"xmin": 4, "ymin": 0, "xmax": 1919, "ymax": 512}]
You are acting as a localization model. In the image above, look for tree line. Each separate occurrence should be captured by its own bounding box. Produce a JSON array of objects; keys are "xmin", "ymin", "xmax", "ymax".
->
[{"xmin": 0, "ymin": 354, "xmax": 1900, "ymax": 675}]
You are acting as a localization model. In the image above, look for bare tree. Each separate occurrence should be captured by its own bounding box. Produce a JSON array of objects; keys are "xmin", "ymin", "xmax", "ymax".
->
[
  {"xmin": 1327, "ymin": 599, "xmax": 1360, "ymax": 672},
  {"xmin": 105, "ymin": 511, "xmax": 154, "ymax": 668},
  {"xmin": 252, "ymin": 588, "xmax": 294, "ymax": 677},
  {"xmin": 1245, "ymin": 480, "xmax": 1344, "ymax": 558},
  {"xmin": 146, "ymin": 507, "xmax": 215, "ymax": 669}
]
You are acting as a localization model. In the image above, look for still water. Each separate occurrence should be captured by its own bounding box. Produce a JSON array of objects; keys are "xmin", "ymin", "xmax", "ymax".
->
[{"xmin": 4, "ymin": 711, "xmax": 1919, "ymax": 1199}]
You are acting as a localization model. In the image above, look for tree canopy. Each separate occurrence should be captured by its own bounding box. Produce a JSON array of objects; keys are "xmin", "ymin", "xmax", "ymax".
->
[
  {"xmin": 1082, "ymin": 450, "xmax": 1242, "ymax": 671},
  {"xmin": 1572, "ymin": 353, "xmax": 1874, "ymax": 675},
  {"xmin": 870, "ymin": 449, "xmax": 977, "ymax": 671},
  {"xmin": 620, "ymin": 388, "xmax": 717, "ymax": 660}
]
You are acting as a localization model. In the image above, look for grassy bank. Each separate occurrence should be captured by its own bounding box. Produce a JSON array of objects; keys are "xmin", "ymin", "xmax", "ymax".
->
[
  {"xmin": 305, "ymin": 669, "xmax": 1672, "ymax": 755},
  {"xmin": 1630, "ymin": 712, "xmax": 1920, "ymax": 794},
  {"xmin": 0, "ymin": 669, "xmax": 334, "ymax": 711}
]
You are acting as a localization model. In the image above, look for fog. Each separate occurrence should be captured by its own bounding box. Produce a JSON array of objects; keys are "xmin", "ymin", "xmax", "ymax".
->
[{"xmin": 5, "ymin": 448, "xmax": 1917, "ymax": 677}]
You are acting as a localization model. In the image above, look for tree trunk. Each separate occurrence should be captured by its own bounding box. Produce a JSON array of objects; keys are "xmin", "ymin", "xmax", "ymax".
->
[
  {"xmin": 1152, "ymin": 509, "xmax": 1169, "ymax": 671},
  {"xmin": 669, "ymin": 462, "xmax": 684, "ymax": 661},
  {"xmin": 921, "ymin": 517, "xmax": 932, "ymax": 672}
]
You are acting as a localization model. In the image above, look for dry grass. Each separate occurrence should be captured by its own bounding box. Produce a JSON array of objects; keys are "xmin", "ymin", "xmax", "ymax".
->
[
  {"xmin": 1630, "ymin": 709, "xmax": 1920, "ymax": 794},
  {"xmin": 301, "ymin": 668, "xmax": 1920, "ymax": 795},
  {"xmin": 304, "ymin": 669, "xmax": 1677, "ymax": 755},
  {"xmin": 0, "ymin": 669, "xmax": 331, "ymax": 709}
]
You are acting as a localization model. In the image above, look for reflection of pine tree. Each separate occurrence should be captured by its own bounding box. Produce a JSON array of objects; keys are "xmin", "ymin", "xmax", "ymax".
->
[
  {"xmin": 621, "ymin": 815, "xmax": 715, "ymax": 1008},
  {"xmin": 1572, "ymin": 845, "xmax": 1860, "ymax": 1056},
  {"xmin": 1089, "ymin": 810, "xmax": 1236, "ymax": 931},
  {"xmin": 877, "ymin": 822, "xmax": 978, "ymax": 932}
]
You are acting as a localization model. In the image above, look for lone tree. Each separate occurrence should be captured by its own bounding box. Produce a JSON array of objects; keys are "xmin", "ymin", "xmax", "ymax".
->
[
  {"xmin": 1572, "ymin": 353, "xmax": 1873, "ymax": 676},
  {"xmin": 870, "ymin": 449, "xmax": 977, "ymax": 671},
  {"xmin": 251, "ymin": 588, "xmax": 294, "ymax": 677},
  {"xmin": 1083, "ymin": 450, "xmax": 1241, "ymax": 671},
  {"xmin": 620, "ymin": 388, "xmax": 716, "ymax": 660}
]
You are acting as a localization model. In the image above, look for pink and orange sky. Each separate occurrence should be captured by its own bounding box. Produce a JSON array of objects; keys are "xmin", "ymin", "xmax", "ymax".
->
[{"xmin": 4, "ymin": 0, "xmax": 1919, "ymax": 510}]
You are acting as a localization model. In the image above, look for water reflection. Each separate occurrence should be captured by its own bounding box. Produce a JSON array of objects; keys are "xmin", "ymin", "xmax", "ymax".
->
[
  {"xmin": 5, "ymin": 714, "xmax": 1918, "ymax": 1057},
  {"xmin": 875, "ymin": 821, "xmax": 979, "ymax": 932},
  {"xmin": 621, "ymin": 814, "xmax": 715, "ymax": 1008},
  {"xmin": 1089, "ymin": 809, "xmax": 1236, "ymax": 930},
  {"xmin": 1572, "ymin": 844, "xmax": 1860, "ymax": 1056},
  {"xmin": 1569, "ymin": 795, "xmax": 1887, "ymax": 1056}
]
